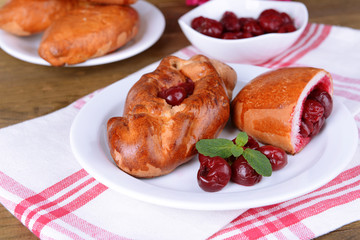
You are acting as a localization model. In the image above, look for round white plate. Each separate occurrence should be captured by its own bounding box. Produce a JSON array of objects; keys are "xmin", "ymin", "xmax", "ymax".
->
[
  {"xmin": 0, "ymin": 0, "xmax": 165, "ymax": 67},
  {"xmin": 70, "ymin": 63, "xmax": 358, "ymax": 210}
]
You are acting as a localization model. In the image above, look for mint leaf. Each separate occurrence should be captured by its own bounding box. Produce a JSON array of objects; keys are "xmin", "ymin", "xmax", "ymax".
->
[
  {"xmin": 231, "ymin": 145, "xmax": 243, "ymax": 157},
  {"xmin": 243, "ymin": 148, "xmax": 272, "ymax": 177},
  {"xmin": 196, "ymin": 138, "xmax": 234, "ymax": 158},
  {"xmin": 235, "ymin": 132, "xmax": 248, "ymax": 147}
]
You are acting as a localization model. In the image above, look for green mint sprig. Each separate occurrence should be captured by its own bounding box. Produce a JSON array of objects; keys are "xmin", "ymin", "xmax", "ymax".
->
[{"xmin": 196, "ymin": 132, "xmax": 272, "ymax": 177}]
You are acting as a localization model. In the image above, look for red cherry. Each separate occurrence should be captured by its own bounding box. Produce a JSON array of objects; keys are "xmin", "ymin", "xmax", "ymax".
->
[
  {"xmin": 238, "ymin": 17, "xmax": 255, "ymax": 26},
  {"xmin": 231, "ymin": 134, "xmax": 259, "ymax": 149},
  {"xmin": 277, "ymin": 23, "xmax": 296, "ymax": 33},
  {"xmin": 258, "ymin": 10, "xmax": 283, "ymax": 33},
  {"xmin": 243, "ymin": 19, "xmax": 264, "ymax": 36},
  {"xmin": 241, "ymin": 31, "xmax": 253, "ymax": 38},
  {"xmin": 257, "ymin": 145, "xmax": 288, "ymax": 171},
  {"xmin": 280, "ymin": 12, "xmax": 293, "ymax": 25},
  {"xmin": 231, "ymin": 156, "xmax": 262, "ymax": 186},
  {"xmin": 178, "ymin": 78, "xmax": 195, "ymax": 96},
  {"xmin": 198, "ymin": 153, "xmax": 209, "ymax": 165},
  {"xmin": 158, "ymin": 78, "xmax": 195, "ymax": 106},
  {"xmin": 311, "ymin": 115, "xmax": 326, "ymax": 136},
  {"xmin": 221, "ymin": 11, "xmax": 241, "ymax": 32},
  {"xmin": 222, "ymin": 32, "xmax": 242, "ymax": 39},
  {"xmin": 197, "ymin": 154, "xmax": 231, "ymax": 192},
  {"xmin": 245, "ymin": 135, "xmax": 260, "ymax": 149},
  {"xmin": 158, "ymin": 86, "xmax": 186, "ymax": 106},
  {"xmin": 191, "ymin": 16, "xmax": 205, "ymax": 30},
  {"xmin": 308, "ymin": 89, "xmax": 333, "ymax": 118},
  {"xmin": 300, "ymin": 118, "xmax": 314, "ymax": 138},
  {"xmin": 259, "ymin": 9, "xmax": 281, "ymax": 18},
  {"xmin": 300, "ymin": 91, "xmax": 330, "ymax": 137},
  {"xmin": 302, "ymin": 99, "xmax": 325, "ymax": 123},
  {"xmin": 191, "ymin": 16, "xmax": 223, "ymax": 38}
]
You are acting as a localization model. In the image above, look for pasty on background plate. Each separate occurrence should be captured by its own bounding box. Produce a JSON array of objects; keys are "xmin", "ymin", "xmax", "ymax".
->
[
  {"xmin": 0, "ymin": 0, "xmax": 78, "ymax": 36},
  {"xmin": 38, "ymin": 3, "xmax": 139, "ymax": 66}
]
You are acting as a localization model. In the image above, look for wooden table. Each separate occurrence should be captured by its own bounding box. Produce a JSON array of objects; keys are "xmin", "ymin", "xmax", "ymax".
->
[{"xmin": 0, "ymin": 0, "xmax": 359, "ymax": 239}]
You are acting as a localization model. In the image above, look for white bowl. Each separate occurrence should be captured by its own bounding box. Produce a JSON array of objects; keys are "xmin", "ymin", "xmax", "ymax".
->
[{"xmin": 178, "ymin": 0, "xmax": 308, "ymax": 64}]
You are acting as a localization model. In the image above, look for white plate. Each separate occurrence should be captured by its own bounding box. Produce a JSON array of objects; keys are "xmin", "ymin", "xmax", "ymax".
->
[
  {"xmin": 70, "ymin": 63, "xmax": 358, "ymax": 210},
  {"xmin": 0, "ymin": 0, "xmax": 165, "ymax": 67}
]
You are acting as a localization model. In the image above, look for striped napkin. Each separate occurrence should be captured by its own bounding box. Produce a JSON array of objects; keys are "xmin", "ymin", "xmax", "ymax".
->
[{"xmin": 1, "ymin": 22, "xmax": 360, "ymax": 239}]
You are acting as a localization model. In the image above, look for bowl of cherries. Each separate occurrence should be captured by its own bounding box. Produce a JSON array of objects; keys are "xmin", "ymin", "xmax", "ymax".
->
[
  {"xmin": 196, "ymin": 132, "xmax": 288, "ymax": 192},
  {"xmin": 178, "ymin": 0, "xmax": 308, "ymax": 64}
]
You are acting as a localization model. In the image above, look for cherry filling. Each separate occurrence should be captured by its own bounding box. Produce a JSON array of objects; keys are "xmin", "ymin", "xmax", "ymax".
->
[
  {"xmin": 158, "ymin": 78, "xmax": 195, "ymax": 106},
  {"xmin": 300, "ymin": 89, "xmax": 333, "ymax": 138}
]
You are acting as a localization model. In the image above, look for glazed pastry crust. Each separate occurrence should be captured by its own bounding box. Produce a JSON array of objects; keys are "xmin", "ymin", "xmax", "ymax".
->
[
  {"xmin": 231, "ymin": 67, "xmax": 333, "ymax": 154},
  {"xmin": 38, "ymin": 4, "xmax": 139, "ymax": 66},
  {"xmin": 0, "ymin": 0, "xmax": 78, "ymax": 36},
  {"xmin": 107, "ymin": 55, "xmax": 237, "ymax": 178}
]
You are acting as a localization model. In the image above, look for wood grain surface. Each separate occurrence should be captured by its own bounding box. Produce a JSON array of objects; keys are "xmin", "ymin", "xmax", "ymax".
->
[{"xmin": 0, "ymin": 0, "xmax": 359, "ymax": 239}]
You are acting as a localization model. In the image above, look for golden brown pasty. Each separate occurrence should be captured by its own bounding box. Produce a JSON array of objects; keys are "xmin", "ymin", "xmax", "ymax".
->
[
  {"xmin": 0, "ymin": 0, "xmax": 78, "ymax": 36},
  {"xmin": 107, "ymin": 55, "xmax": 237, "ymax": 178},
  {"xmin": 38, "ymin": 3, "xmax": 139, "ymax": 66}
]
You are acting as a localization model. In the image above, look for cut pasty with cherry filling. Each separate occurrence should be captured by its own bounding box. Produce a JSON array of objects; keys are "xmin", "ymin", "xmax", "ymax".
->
[{"xmin": 231, "ymin": 67, "xmax": 333, "ymax": 154}]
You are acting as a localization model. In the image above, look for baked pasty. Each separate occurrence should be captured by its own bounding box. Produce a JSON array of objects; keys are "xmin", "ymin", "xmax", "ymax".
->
[
  {"xmin": 38, "ymin": 3, "xmax": 139, "ymax": 66},
  {"xmin": 107, "ymin": 55, "xmax": 237, "ymax": 178},
  {"xmin": 0, "ymin": 0, "xmax": 78, "ymax": 36},
  {"xmin": 231, "ymin": 67, "xmax": 333, "ymax": 154}
]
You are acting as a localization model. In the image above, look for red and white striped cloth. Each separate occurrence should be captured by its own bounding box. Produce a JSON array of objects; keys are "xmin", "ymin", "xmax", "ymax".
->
[{"xmin": 1, "ymin": 22, "xmax": 360, "ymax": 239}]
